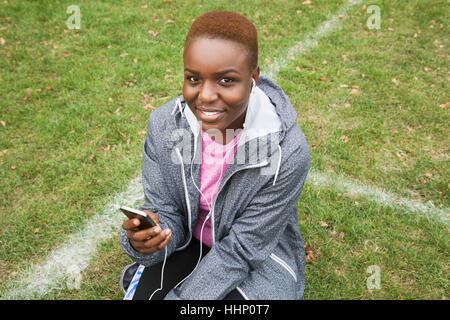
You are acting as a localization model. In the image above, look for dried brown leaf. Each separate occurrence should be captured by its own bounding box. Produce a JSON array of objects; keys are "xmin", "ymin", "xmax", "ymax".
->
[
  {"xmin": 319, "ymin": 221, "xmax": 329, "ymax": 228},
  {"xmin": 340, "ymin": 135, "xmax": 349, "ymax": 143},
  {"xmin": 143, "ymin": 103, "xmax": 156, "ymax": 110},
  {"xmin": 116, "ymin": 128, "xmax": 127, "ymax": 138},
  {"xmin": 439, "ymin": 102, "xmax": 449, "ymax": 109},
  {"xmin": 304, "ymin": 245, "xmax": 317, "ymax": 263},
  {"xmin": 349, "ymin": 88, "xmax": 359, "ymax": 96}
]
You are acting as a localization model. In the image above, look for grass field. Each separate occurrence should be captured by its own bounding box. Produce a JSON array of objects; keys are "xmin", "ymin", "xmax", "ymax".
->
[{"xmin": 0, "ymin": 0, "xmax": 448, "ymax": 300}]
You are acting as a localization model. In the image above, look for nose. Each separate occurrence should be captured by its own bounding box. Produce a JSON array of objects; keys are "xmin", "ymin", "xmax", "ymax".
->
[{"xmin": 198, "ymin": 80, "xmax": 218, "ymax": 104}]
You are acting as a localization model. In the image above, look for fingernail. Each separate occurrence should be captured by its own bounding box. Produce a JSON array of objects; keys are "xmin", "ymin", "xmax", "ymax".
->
[
  {"xmin": 164, "ymin": 229, "xmax": 171, "ymax": 236},
  {"xmin": 154, "ymin": 226, "xmax": 161, "ymax": 233}
]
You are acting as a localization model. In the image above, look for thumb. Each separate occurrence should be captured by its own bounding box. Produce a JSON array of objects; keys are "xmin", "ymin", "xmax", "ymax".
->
[{"xmin": 143, "ymin": 209, "xmax": 159, "ymax": 225}]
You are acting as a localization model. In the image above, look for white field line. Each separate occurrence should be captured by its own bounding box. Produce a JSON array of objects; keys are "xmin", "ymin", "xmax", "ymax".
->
[
  {"xmin": 265, "ymin": 0, "xmax": 363, "ymax": 79},
  {"xmin": 2, "ymin": 0, "xmax": 447, "ymax": 300},
  {"xmin": 307, "ymin": 169, "xmax": 449, "ymax": 223},
  {"xmin": 1, "ymin": 175, "xmax": 143, "ymax": 300}
]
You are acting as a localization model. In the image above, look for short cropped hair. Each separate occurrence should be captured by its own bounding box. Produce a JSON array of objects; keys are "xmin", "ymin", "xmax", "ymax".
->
[{"xmin": 184, "ymin": 11, "xmax": 258, "ymax": 71}]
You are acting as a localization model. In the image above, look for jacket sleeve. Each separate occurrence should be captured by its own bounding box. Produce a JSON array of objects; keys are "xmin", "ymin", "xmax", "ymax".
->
[
  {"xmin": 120, "ymin": 112, "xmax": 187, "ymax": 267},
  {"xmin": 164, "ymin": 140, "xmax": 310, "ymax": 299}
]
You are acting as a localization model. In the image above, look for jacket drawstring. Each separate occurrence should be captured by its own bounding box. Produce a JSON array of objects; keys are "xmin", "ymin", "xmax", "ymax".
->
[
  {"xmin": 171, "ymin": 98, "xmax": 184, "ymax": 117},
  {"xmin": 273, "ymin": 145, "xmax": 282, "ymax": 186}
]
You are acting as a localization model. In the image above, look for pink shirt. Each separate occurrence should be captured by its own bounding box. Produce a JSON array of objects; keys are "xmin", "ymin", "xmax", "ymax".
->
[{"xmin": 192, "ymin": 129, "xmax": 242, "ymax": 247}]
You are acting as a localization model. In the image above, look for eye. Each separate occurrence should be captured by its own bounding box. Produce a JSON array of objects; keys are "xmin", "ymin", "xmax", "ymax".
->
[
  {"xmin": 185, "ymin": 76, "xmax": 199, "ymax": 83},
  {"xmin": 220, "ymin": 78, "xmax": 234, "ymax": 85}
]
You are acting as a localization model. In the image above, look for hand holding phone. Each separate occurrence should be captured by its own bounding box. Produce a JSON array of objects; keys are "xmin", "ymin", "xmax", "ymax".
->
[
  {"xmin": 120, "ymin": 206, "xmax": 171, "ymax": 254},
  {"xmin": 120, "ymin": 206, "xmax": 157, "ymax": 230}
]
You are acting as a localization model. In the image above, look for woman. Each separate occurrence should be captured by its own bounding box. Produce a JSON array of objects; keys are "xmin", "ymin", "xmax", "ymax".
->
[{"xmin": 120, "ymin": 10, "xmax": 310, "ymax": 300}]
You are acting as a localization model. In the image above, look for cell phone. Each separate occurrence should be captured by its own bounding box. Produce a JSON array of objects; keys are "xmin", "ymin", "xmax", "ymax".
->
[{"xmin": 120, "ymin": 206, "xmax": 157, "ymax": 230}]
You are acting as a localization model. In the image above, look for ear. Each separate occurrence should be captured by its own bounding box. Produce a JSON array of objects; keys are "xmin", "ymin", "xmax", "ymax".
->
[{"xmin": 251, "ymin": 66, "xmax": 260, "ymax": 85}]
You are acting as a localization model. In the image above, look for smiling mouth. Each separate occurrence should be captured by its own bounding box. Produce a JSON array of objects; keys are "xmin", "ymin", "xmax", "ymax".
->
[
  {"xmin": 196, "ymin": 107, "xmax": 225, "ymax": 117},
  {"xmin": 201, "ymin": 110, "xmax": 223, "ymax": 116}
]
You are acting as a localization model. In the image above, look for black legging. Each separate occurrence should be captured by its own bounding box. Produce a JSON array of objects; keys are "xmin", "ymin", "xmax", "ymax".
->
[{"xmin": 132, "ymin": 238, "xmax": 244, "ymax": 300}]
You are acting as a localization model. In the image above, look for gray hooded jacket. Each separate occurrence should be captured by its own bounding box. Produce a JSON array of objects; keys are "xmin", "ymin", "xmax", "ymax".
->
[{"xmin": 120, "ymin": 76, "xmax": 310, "ymax": 300}]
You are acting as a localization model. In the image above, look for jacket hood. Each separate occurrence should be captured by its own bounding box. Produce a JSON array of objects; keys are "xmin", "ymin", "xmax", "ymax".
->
[{"xmin": 254, "ymin": 76, "xmax": 298, "ymax": 140}]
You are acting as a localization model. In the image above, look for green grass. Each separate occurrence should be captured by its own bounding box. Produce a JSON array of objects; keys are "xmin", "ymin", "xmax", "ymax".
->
[{"xmin": 0, "ymin": 0, "xmax": 448, "ymax": 300}]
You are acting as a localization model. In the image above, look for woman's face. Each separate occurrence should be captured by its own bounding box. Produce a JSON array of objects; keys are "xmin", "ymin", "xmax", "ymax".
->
[{"xmin": 183, "ymin": 37, "xmax": 259, "ymax": 143}]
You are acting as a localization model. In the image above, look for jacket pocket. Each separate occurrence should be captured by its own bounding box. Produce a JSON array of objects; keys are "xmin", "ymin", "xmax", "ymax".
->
[
  {"xmin": 270, "ymin": 253, "xmax": 297, "ymax": 282},
  {"xmin": 120, "ymin": 262, "xmax": 139, "ymax": 294}
]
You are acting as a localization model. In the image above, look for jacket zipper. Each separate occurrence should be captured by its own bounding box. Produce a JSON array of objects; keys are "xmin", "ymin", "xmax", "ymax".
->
[
  {"xmin": 210, "ymin": 159, "xmax": 269, "ymax": 245},
  {"xmin": 179, "ymin": 99, "xmax": 273, "ymax": 246},
  {"xmin": 175, "ymin": 102, "xmax": 287, "ymax": 298},
  {"xmin": 175, "ymin": 148, "xmax": 192, "ymax": 251},
  {"xmin": 270, "ymin": 253, "xmax": 297, "ymax": 282}
]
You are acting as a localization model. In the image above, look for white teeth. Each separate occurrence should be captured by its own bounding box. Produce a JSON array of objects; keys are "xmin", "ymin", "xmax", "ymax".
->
[{"xmin": 202, "ymin": 111, "xmax": 220, "ymax": 116}]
